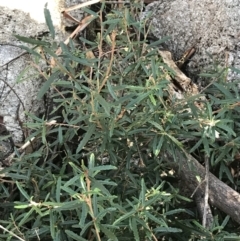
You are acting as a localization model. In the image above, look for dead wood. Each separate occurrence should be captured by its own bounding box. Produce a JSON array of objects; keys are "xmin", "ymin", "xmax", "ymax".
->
[{"xmin": 169, "ymin": 150, "xmax": 240, "ymax": 224}]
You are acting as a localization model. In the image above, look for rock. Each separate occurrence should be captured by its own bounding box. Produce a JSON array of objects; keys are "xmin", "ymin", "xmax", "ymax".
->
[
  {"xmin": 0, "ymin": 117, "xmax": 14, "ymax": 164},
  {"xmin": 0, "ymin": 0, "xmax": 85, "ymax": 144},
  {"xmin": 142, "ymin": 0, "xmax": 240, "ymax": 81}
]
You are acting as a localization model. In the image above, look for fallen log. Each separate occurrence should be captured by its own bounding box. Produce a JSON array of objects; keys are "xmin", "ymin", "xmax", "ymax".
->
[{"xmin": 169, "ymin": 150, "xmax": 240, "ymax": 225}]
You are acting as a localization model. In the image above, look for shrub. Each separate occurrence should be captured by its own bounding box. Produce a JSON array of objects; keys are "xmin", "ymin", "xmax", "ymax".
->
[{"xmin": 1, "ymin": 2, "xmax": 240, "ymax": 241}]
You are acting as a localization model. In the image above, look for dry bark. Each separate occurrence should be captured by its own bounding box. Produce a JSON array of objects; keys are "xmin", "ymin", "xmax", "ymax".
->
[{"xmin": 169, "ymin": 150, "xmax": 240, "ymax": 224}]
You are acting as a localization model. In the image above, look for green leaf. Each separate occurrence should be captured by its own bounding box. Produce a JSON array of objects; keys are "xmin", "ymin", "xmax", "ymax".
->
[
  {"xmin": 202, "ymin": 137, "xmax": 210, "ymax": 156},
  {"xmin": 61, "ymin": 186, "xmax": 76, "ymax": 196},
  {"xmin": 65, "ymin": 53, "xmax": 96, "ymax": 67},
  {"xmin": 224, "ymin": 235, "xmax": 240, "ymax": 240},
  {"xmin": 140, "ymin": 179, "xmax": 146, "ymax": 206},
  {"xmin": 221, "ymin": 215, "xmax": 230, "ymax": 228},
  {"xmin": 147, "ymin": 36, "xmax": 171, "ymax": 48},
  {"xmin": 199, "ymin": 72, "xmax": 219, "ymax": 78},
  {"xmin": 65, "ymin": 230, "xmax": 87, "ymax": 241},
  {"xmin": 63, "ymin": 175, "xmax": 80, "ymax": 188},
  {"xmin": 76, "ymin": 123, "xmax": 96, "ymax": 153},
  {"xmin": 113, "ymin": 210, "xmax": 136, "ymax": 225},
  {"xmin": 213, "ymin": 82, "xmax": 233, "ymax": 98},
  {"xmin": 149, "ymin": 93, "xmax": 157, "ymax": 106},
  {"xmin": 103, "ymin": 18, "xmax": 121, "ymax": 25},
  {"xmin": 0, "ymin": 134, "xmax": 12, "ymax": 141},
  {"xmin": 96, "ymin": 208, "xmax": 116, "ymax": 221},
  {"xmin": 42, "ymin": 46, "xmax": 58, "ymax": 57},
  {"xmin": 18, "ymin": 208, "xmax": 34, "ymax": 227},
  {"xmin": 167, "ymin": 134, "xmax": 182, "ymax": 147},
  {"xmin": 79, "ymin": 37, "xmax": 96, "ymax": 46},
  {"xmin": 217, "ymin": 123, "xmax": 236, "ymax": 137},
  {"xmin": 18, "ymin": 45, "xmax": 42, "ymax": 58},
  {"xmin": 56, "ymin": 200, "xmax": 82, "ymax": 211},
  {"xmin": 99, "ymin": 224, "xmax": 118, "ymax": 241},
  {"xmin": 82, "ymin": 7, "xmax": 99, "ymax": 17},
  {"xmin": 79, "ymin": 203, "xmax": 88, "ymax": 228},
  {"xmin": 154, "ymin": 135, "xmax": 164, "ymax": 156},
  {"xmin": 89, "ymin": 153, "xmax": 95, "ymax": 170},
  {"xmin": 92, "ymin": 193, "xmax": 98, "ymax": 216},
  {"xmin": 4, "ymin": 173, "xmax": 29, "ymax": 180},
  {"xmin": 56, "ymin": 177, "xmax": 61, "ymax": 203},
  {"xmin": 50, "ymin": 210, "xmax": 56, "ymax": 238},
  {"xmin": 146, "ymin": 212, "xmax": 166, "ymax": 226},
  {"xmin": 91, "ymin": 165, "xmax": 117, "ymax": 173},
  {"xmin": 69, "ymin": 162, "xmax": 84, "ymax": 174},
  {"xmin": 14, "ymin": 35, "xmax": 50, "ymax": 46},
  {"xmin": 144, "ymin": 194, "xmax": 163, "ymax": 207},
  {"xmin": 148, "ymin": 120, "xmax": 164, "ymax": 131},
  {"xmin": 154, "ymin": 226, "xmax": 182, "ymax": 233},
  {"xmin": 95, "ymin": 93, "xmax": 111, "ymax": 116},
  {"xmin": 58, "ymin": 126, "xmax": 63, "ymax": 144},
  {"xmin": 27, "ymin": 227, "xmax": 49, "ymax": 238},
  {"xmin": 37, "ymin": 71, "xmax": 59, "ymax": 99},
  {"xmin": 80, "ymin": 221, "xmax": 94, "ymax": 236},
  {"xmin": 164, "ymin": 209, "xmax": 187, "ymax": 216},
  {"xmin": 92, "ymin": 180, "xmax": 111, "ymax": 196},
  {"xmin": 126, "ymin": 92, "xmax": 149, "ymax": 108},
  {"xmin": 14, "ymin": 202, "xmax": 30, "ymax": 209},
  {"xmin": 131, "ymin": 218, "xmax": 140, "ymax": 241},
  {"xmin": 189, "ymin": 138, "xmax": 203, "ymax": 153},
  {"xmin": 107, "ymin": 81, "xmax": 118, "ymax": 100},
  {"xmin": 44, "ymin": 5, "xmax": 55, "ymax": 39},
  {"xmin": 220, "ymin": 163, "xmax": 234, "ymax": 184},
  {"xmin": 16, "ymin": 181, "xmax": 30, "ymax": 200},
  {"xmin": 151, "ymin": 57, "xmax": 157, "ymax": 80}
]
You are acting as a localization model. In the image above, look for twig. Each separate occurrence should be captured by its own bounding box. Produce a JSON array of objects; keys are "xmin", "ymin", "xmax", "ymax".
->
[
  {"xmin": 51, "ymin": 15, "xmax": 95, "ymax": 66},
  {"xmin": 98, "ymin": 30, "xmax": 116, "ymax": 92},
  {"xmin": 84, "ymin": 170, "xmax": 102, "ymax": 241},
  {"xmin": 0, "ymin": 77, "xmax": 28, "ymax": 141},
  {"xmin": 203, "ymin": 154, "xmax": 209, "ymax": 228},
  {"xmin": 0, "ymin": 225, "xmax": 25, "ymax": 241},
  {"xmin": 190, "ymin": 179, "xmax": 205, "ymax": 198},
  {"xmin": 0, "ymin": 51, "xmax": 28, "ymax": 68},
  {"xmin": 63, "ymin": 0, "xmax": 101, "ymax": 12},
  {"xmin": 0, "ymin": 78, "xmax": 25, "ymax": 112}
]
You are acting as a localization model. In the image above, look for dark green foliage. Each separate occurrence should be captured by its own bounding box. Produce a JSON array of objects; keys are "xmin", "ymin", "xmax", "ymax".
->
[{"xmin": 1, "ymin": 3, "xmax": 240, "ymax": 241}]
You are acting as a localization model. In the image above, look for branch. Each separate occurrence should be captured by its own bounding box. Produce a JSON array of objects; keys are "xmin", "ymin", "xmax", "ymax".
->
[
  {"xmin": 169, "ymin": 149, "xmax": 240, "ymax": 224},
  {"xmin": 203, "ymin": 154, "xmax": 210, "ymax": 228}
]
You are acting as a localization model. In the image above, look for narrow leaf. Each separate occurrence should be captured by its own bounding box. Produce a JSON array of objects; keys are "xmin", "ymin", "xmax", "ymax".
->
[
  {"xmin": 65, "ymin": 230, "xmax": 87, "ymax": 241},
  {"xmin": 132, "ymin": 218, "xmax": 140, "ymax": 241},
  {"xmin": 154, "ymin": 227, "xmax": 182, "ymax": 233},
  {"xmin": 58, "ymin": 126, "xmax": 63, "ymax": 144},
  {"xmin": 113, "ymin": 210, "xmax": 136, "ymax": 225},
  {"xmin": 18, "ymin": 208, "xmax": 34, "ymax": 227},
  {"xmin": 56, "ymin": 177, "xmax": 61, "ymax": 203},
  {"xmin": 76, "ymin": 123, "xmax": 96, "ymax": 153},
  {"xmin": 99, "ymin": 224, "xmax": 118, "ymax": 241},
  {"xmin": 14, "ymin": 35, "xmax": 50, "ymax": 46},
  {"xmin": 126, "ymin": 92, "xmax": 149, "ymax": 108},
  {"xmin": 44, "ymin": 5, "xmax": 55, "ymax": 39},
  {"xmin": 16, "ymin": 181, "xmax": 30, "ymax": 200},
  {"xmin": 147, "ymin": 36, "xmax": 171, "ymax": 48},
  {"xmin": 214, "ymin": 82, "xmax": 233, "ymax": 98},
  {"xmin": 95, "ymin": 93, "xmax": 111, "ymax": 116},
  {"xmin": 37, "ymin": 71, "xmax": 59, "ymax": 99}
]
